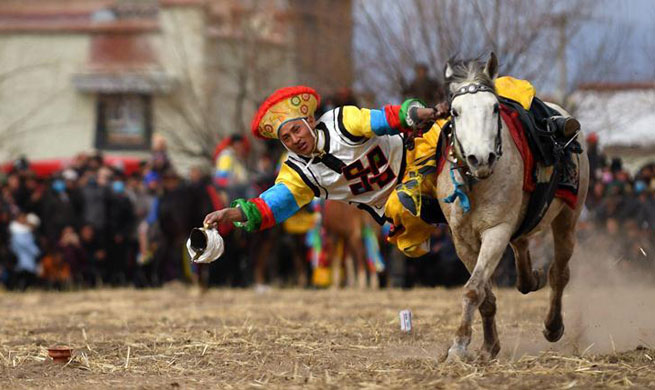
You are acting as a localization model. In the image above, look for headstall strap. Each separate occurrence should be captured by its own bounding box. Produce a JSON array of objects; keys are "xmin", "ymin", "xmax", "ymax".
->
[{"xmin": 446, "ymin": 83, "xmax": 503, "ymax": 183}]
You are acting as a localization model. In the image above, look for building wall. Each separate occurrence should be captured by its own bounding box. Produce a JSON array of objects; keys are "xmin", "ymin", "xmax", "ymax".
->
[
  {"xmin": 0, "ymin": 34, "xmax": 94, "ymax": 161},
  {"xmin": 290, "ymin": 0, "xmax": 353, "ymax": 94},
  {"xmin": 153, "ymin": 3, "xmax": 209, "ymax": 171},
  {"xmin": 0, "ymin": 0, "xmax": 355, "ymax": 171}
]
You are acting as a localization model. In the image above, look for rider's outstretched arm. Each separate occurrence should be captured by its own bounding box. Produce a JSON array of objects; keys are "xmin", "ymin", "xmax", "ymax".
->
[{"xmin": 204, "ymin": 163, "xmax": 314, "ymax": 232}]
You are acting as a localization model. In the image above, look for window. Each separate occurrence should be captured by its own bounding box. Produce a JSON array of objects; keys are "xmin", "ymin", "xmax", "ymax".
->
[{"xmin": 96, "ymin": 94, "xmax": 152, "ymax": 150}]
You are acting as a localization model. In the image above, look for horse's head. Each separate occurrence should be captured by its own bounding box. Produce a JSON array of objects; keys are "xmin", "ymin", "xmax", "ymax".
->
[{"xmin": 444, "ymin": 53, "xmax": 501, "ymax": 179}]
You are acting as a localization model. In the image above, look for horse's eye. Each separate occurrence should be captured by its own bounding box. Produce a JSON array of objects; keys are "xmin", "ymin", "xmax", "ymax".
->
[
  {"xmin": 493, "ymin": 104, "xmax": 499, "ymax": 114},
  {"xmin": 452, "ymin": 109, "xmax": 459, "ymax": 117}
]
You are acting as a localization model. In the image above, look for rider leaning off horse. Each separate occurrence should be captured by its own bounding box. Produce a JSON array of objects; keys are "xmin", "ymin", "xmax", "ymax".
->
[{"xmin": 204, "ymin": 77, "xmax": 577, "ymax": 257}]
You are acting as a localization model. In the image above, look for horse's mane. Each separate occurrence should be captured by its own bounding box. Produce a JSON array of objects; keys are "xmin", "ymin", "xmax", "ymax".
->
[{"xmin": 445, "ymin": 56, "xmax": 496, "ymax": 95}]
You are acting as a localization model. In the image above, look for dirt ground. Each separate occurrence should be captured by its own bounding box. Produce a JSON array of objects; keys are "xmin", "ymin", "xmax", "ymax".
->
[{"xmin": 1, "ymin": 284, "xmax": 655, "ymax": 389}]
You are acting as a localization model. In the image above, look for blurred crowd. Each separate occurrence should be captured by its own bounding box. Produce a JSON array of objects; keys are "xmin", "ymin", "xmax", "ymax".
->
[
  {"xmin": 0, "ymin": 137, "xmax": 220, "ymax": 290},
  {"xmin": 578, "ymin": 135, "xmax": 655, "ymax": 274},
  {"xmin": 1, "ymin": 75, "xmax": 653, "ymax": 292}
]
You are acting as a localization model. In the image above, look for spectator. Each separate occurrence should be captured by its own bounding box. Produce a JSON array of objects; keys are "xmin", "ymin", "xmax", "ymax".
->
[
  {"xmin": 40, "ymin": 250, "xmax": 72, "ymax": 290},
  {"xmin": 57, "ymin": 226, "xmax": 86, "ymax": 286},
  {"xmin": 156, "ymin": 169, "xmax": 192, "ymax": 282},
  {"xmin": 80, "ymin": 169, "xmax": 111, "ymax": 247},
  {"xmin": 79, "ymin": 224, "xmax": 105, "ymax": 286},
  {"xmin": 42, "ymin": 177, "xmax": 80, "ymax": 244},
  {"xmin": 8, "ymin": 212, "xmax": 41, "ymax": 290},
  {"xmin": 107, "ymin": 179, "xmax": 135, "ymax": 285},
  {"xmin": 402, "ymin": 63, "xmax": 445, "ymax": 106}
]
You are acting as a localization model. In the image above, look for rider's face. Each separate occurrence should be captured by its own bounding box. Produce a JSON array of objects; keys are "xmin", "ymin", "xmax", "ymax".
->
[{"xmin": 278, "ymin": 117, "xmax": 316, "ymax": 156}]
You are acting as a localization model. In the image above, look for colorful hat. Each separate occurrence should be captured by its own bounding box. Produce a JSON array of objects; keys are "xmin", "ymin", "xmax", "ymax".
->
[{"xmin": 251, "ymin": 86, "xmax": 320, "ymax": 139}]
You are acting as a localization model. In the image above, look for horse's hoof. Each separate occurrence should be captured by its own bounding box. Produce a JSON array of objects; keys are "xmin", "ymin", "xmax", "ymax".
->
[
  {"xmin": 478, "ymin": 343, "xmax": 500, "ymax": 361},
  {"xmin": 543, "ymin": 323, "xmax": 565, "ymax": 342},
  {"xmin": 446, "ymin": 345, "xmax": 472, "ymax": 363}
]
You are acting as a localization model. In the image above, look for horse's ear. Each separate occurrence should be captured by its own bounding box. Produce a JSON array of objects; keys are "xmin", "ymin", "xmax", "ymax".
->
[
  {"xmin": 484, "ymin": 52, "xmax": 498, "ymax": 80},
  {"xmin": 444, "ymin": 61, "xmax": 454, "ymax": 81}
]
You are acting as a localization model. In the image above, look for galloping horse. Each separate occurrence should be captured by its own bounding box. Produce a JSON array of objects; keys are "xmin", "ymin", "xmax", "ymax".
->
[{"xmin": 436, "ymin": 53, "xmax": 589, "ymax": 360}]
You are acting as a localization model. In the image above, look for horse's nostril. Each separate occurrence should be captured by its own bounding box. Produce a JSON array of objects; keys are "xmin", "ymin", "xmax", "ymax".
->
[
  {"xmin": 467, "ymin": 155, "xmax": 479, "ymax": 167},
  {"xmin": 488, "ymin": 153, "xmax": 497, "ymax": 165}
]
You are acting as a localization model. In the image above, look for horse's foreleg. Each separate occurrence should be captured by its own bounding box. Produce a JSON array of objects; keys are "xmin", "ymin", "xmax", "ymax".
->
[
  {"xmin": 512, "ymin": 238, "xmax": 548, "ymax": 295},
  {"xmin": 448, "ymin": 224, "xmax": 512, "ymax": 361},
  {"xmin": 479, "ymin": 284, "xmax": 500, "ymax": 360},
  {"xmin": 544, "ymin": 210, "xmax": 575, "ymax": 342}
]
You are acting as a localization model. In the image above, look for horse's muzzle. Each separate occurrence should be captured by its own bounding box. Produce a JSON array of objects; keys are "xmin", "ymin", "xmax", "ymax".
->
[{"xmin": 467, "ymin": 152, "xmax": 497, "ymax": 179}]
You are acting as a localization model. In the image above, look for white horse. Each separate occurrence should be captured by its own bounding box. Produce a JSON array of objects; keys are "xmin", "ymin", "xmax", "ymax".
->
[{"xmin": 436, "ymin": 53, "xmax": 589, "ymax": 361}]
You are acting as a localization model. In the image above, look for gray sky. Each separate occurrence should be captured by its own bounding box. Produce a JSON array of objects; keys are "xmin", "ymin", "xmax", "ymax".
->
[
  {"xmin": 583, "ymin": 0, "xmax": 655, "ymax": 81},
  {"xmin": 352, "ymin": 0, "xmax": 655, "ymax": 98}
]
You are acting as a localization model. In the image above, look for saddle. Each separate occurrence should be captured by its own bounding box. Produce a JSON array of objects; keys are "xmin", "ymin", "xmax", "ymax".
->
[{"xmin": 498, "ymin": 97, "xmax": 582, "ymax": 238}]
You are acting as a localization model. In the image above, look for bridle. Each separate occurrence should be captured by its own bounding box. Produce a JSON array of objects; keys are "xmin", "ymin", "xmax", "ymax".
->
[{"xmin": 446, "ymin": 83, "xmax": 503, "ymax": 176}]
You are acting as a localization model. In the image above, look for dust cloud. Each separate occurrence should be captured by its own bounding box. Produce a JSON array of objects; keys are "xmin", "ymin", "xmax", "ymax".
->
[{"xmin": 501, "ymin": 234, "xmax": 655, "ymax": 359}]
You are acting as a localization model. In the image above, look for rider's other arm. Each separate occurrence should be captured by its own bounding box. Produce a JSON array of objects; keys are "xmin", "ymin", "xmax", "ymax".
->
[{"xmin": 226, "ymin": 163, "xmax": 315, "ymax": 232}]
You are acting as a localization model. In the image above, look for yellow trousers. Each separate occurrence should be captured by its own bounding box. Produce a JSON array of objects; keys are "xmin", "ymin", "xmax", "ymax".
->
[{"xmin": 385, "ymin": 122, "xmax": 444, "ymax": 257}]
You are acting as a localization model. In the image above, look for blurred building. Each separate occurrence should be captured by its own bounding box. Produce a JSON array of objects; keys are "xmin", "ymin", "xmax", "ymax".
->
[
  {"xmin": 0, "ymin": 0, "xmax": 353, "ymax": 169},
  {"xmin": 571, "ymin": 82, "xmax": 655, "ymax": 174}
]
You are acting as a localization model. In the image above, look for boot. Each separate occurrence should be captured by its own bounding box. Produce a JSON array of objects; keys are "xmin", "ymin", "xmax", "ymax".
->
[{"xmin": 547, "ymin": 116, "xmax": 580, "ymax": 139}]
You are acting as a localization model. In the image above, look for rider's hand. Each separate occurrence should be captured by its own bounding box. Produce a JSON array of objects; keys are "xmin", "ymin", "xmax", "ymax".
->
[
  {"xmin": 434, "ymin": 102, "xmax": 450, "ymax": 119},
  {"xmin": 415, "ymin": 107, "xmax": 437, "ymax": 123},
  {"xmin": 412, "ymin": 102, "xmax": 450, "ymax": 124},
  {"xmin": 203, "ymin": 207, "xmax": 244, "ymax": 229}
]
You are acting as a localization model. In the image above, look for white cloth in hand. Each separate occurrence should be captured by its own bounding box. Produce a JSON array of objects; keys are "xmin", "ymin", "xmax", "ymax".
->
[{"xmin": 186, "ymin": 227, "xmax": 224, "ymax": 263}]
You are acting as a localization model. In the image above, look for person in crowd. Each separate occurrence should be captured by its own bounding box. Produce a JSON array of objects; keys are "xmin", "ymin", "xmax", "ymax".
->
[
  {"xmin": 80, "ymin": 168, "xmax": 111, "ymax": 249},
  {"xmin": 40, "ymin": 249, "xmax": 72, "ymax": 290},
  {"xmin": 57, "ymin": 226, "xmax": 86, "ymax": 286},
  {"xmin": 107, "ymin": 178, "xmax": 135, "ymax": 285},
  {"xmin": 42, "ymin": 175, "xmax": 80, "ymax": 244},
  {"xmin": 8, "ymin": 212, "xmax": 41, "ymax": 290},
  {"xmin": 156, "ymin": 169, "xmax": 193, "ymax": 283},
  {"xmin": 213, "ymin": 133, "xmax": 251, "ymax": 199},
  {"xmin": 402, "ymin": 63, "xmax": 446, "ymax": 106},
  {"xmin": 79, "ymin": 224, "xmax": 105, "ymax": 286},
  {"xmin": 151, "ymin": 135, "xmax": 172, "ymax": 174},
  {"xmin": 211, "ymin": 135, "xmax": 253, "ymax": 287}
]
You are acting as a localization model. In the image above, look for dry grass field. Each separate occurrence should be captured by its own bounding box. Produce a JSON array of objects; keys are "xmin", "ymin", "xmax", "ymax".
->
[{"xmin": 2, "ymin": 279, "xmax": 655, "ymax": 389}]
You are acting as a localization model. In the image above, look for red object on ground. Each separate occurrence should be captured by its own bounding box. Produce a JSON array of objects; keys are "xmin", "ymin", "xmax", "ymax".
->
[
  {"xmin": 48, "ymin": 346, "xmax": 73, "ymax": 363},
  {"xmin": 1, "ymin": 156, "xmax": 142, "ymax": 178}
]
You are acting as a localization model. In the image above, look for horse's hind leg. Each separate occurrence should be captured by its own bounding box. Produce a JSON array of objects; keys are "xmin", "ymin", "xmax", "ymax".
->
[
  {"xmin": 511, "ymin": 238, "xmax": 548, "ymax": 294},
  {"xmin": 479, "ymin": 284, "xmax": 500, "ymax": 360},
  {"xmin": 543, "ymin": 208, "xmax": 575, "ymax": 342}
]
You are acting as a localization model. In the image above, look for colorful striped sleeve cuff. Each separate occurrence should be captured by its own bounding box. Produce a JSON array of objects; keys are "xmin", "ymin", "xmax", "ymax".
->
[
  {"xmin": 341, "ymin": 105, "xmax": 404, "ymax": 138},
  {"xmin": 369, "ymin": 105, "xmax": 403, "ymax": 136},
  {"xmin": 231, "ymin": 183, "xmax": 303, "ymax": 232}
]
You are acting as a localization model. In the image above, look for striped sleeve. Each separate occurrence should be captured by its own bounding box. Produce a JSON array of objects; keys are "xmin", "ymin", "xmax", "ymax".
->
[
  {"xmin": 234, "ymin": 163, "xmax": 316, "ymax": 232},
  {"xmin": 340, "ymin": 105, "xmax": 404, "ymax": 138}
]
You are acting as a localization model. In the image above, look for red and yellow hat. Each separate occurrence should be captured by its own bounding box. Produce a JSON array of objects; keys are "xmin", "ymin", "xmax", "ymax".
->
[{"xmin": 250, "ymin": 86, "xmax": 320, "ymax": 139}]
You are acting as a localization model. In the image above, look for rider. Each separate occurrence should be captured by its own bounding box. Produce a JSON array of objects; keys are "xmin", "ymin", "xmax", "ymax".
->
[{"xmin": 204, "ymin": 86, "xmax": 448, "ymax": 257}]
